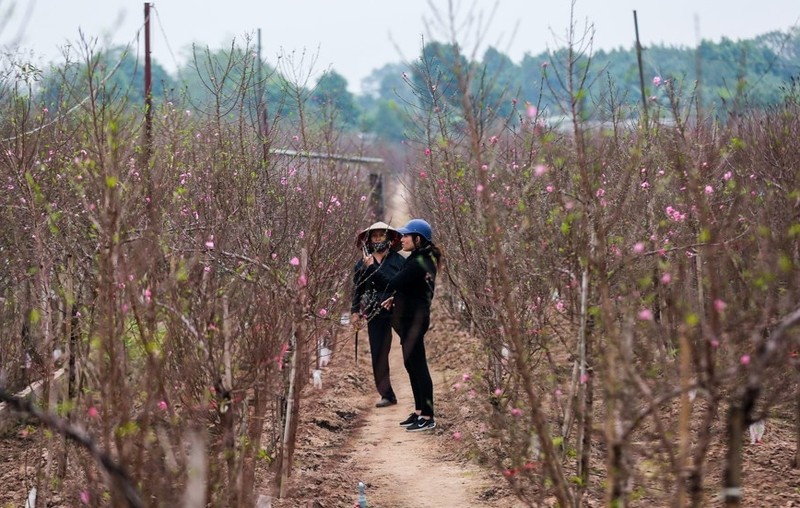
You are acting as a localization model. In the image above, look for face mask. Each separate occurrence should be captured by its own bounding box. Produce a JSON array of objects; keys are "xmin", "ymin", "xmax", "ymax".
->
[{"xmin": 369, "ymin": 239, "xmax": 391, "ymax": 253}]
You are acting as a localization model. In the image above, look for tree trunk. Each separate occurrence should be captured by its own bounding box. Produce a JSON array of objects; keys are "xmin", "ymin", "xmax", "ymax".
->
[
  {"xmin": 677, "ymin": 330, "xmax": 693, "ymax": 507},
  {"xmin": 278, "ymin": 336, "xmax": 299, "ymax": 498},
  {"xmin": 794, "ymin": 391, "xmax": 800, "ymax": 468},
  {"xmin": 723, "ymin": 403, "xmax": 745, "ymax": 507}
]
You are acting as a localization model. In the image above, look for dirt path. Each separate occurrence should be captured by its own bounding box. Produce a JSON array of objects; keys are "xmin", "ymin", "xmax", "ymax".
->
[
  {"xmin": 383, "ymin": 174, "xmax": 410, "ymax": 228},
  {"xmin": 342, "ymin": 174, "xmax": 523, "ymax": 508},
  {"xmin": 347, "ymin": 338, "xmax": 500, "ymax": 508}
]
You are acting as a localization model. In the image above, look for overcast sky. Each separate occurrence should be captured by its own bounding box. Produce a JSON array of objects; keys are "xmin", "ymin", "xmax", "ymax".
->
[{"xmin": 3, "ymin": 0, "xmax": 799, "ymax": 94}]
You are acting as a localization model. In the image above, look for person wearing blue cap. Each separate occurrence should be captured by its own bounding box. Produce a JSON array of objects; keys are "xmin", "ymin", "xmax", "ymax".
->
[{"xmin": 362, "ymin": 218, "xmax": 442, "ymax": 431}]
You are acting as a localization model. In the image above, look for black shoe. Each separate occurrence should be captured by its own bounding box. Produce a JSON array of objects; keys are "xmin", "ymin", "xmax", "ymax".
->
[
  {"xmin": 375, "ymin": 397, "xmax": 397, "ymax": 408},
  {"xmin": 399, "ymin": 413, "xmax": 420, "ymax": 426},
  {"xmin": 406, "ymin": 417, "xmax": 436, "ymax": 432}
]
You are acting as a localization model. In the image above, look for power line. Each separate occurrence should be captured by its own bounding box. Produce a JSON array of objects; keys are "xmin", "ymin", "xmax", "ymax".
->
[
  {"xmin": 151, "ymin": 4, "xmax": 190, "ymax": 86},
  {"xmin": 0, "ymin": 16, "xmax": 147, "ymax": 143}
]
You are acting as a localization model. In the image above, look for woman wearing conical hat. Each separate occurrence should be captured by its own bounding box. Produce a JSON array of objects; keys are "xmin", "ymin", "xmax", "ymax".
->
[{"xmin": 351, "ymin": 221, "xmax": 405, "ymax": 407}]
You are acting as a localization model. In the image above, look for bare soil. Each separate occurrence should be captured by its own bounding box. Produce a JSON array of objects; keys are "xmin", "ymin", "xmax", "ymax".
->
[
  {"xmin": 3, "ymin": 179, "xmax": 799, "ymax": 507},
  {"xmin": 263, "ymin": 320, "xmax": 526, "ymax": 508},
  {"xmin": 2, "ymin": 312, "xmax": 800, "ymax": 507}
]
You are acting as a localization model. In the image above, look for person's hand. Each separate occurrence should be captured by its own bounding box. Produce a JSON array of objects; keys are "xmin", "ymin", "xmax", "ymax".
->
[
  {"xmin": 351, "ymin": 313, "xmax": 362, "ymax": 330},
  {"xmin": 380, "ymin": 297, "xmax": 394, "ymax": 310},
  {"xmin": 363, "ymin": 252, "xmax": 374, "ymax": 267}
]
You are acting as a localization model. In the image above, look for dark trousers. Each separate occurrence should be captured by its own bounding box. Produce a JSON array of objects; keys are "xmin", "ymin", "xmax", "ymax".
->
[
  {"xmin": 399, "ymin": 313, "xmax": 434, "ymax": 417},
  {"xmin": 367, "ymin": 312, "xmax": 396, "ymax": 402}
]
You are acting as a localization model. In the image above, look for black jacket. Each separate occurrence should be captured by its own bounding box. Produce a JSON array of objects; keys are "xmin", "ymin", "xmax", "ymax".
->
[
  {"xmin": 351, "ymin": 250, "xmax": 405, "ymax": 317},
  {"xmin": 365, "ymin": 245, "xmax": 437, "ymax": 323}
]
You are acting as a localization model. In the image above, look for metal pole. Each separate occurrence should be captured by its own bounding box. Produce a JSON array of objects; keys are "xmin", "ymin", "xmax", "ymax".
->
[
  {"xmin": 633, "ymin": 10, "xmax": 648, "ymax": 129},
  {"xmin": 144, "ymin": 2, "xmax": 153, "ymax": 162},
  {"xmin": 257, "ymin": 28, "xmax": 268, "ymax": 164}
]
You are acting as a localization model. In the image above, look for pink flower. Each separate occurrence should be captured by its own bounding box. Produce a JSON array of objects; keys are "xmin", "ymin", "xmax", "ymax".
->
[
  {"xmin": 633, "ymin": 242, "xmax": 645, "ymax": 253},
  {"xmin": 510, "ymin": 408, "xmax": 522, "ymax": 417},
  {"xmin": 740, "ymin": 355, "xmax": 751, "ymax": 365},
  {"xmin": 713, "ymin": 299, "xmax": 727, "ymax": 312},
  {"xmin": 723, "ymin": 171, "xmax": 732, "ymax": 181},
  {"xmin": 653, "ymin": 76, "xmax": 662, "ymax": 87},
  {"xmin": 661, "ymin": 273, "xmax": 672, "ymax": 284},
  {"xmin": 638, "ymin": 309, "xmax": 654, "ymax": 321},
  {"xmin": 419, "ymin": 171, "xmax": 427, "ymax": 178},
  {"xmin": 494, "ymin": 388, "xmax": 503, "ymax": 396},
  {"xmin": 704, "ymin": 185, "xmax": 714, "ymax": 194},
  {"xmin": 526, "ymin": 104, "xmax": 537, "ymax": 118},
  {"xmin": 298, "ymin": 274, "xmax": 307, "ymax": 287},
  {"xmin": 476, "ymin": 184, "xmax": 484, "ymax": 193},
  {"xmin": 452, "ymin": 382, "xmax": 462, "ymax": 391},
  {"xmin": 289, "ymin": 257, "xmax": 300, "ymax": 266},
  {"xmin": 546, "ymin": 185, "xmax": 554, "ymax": 193},
  {"xmin": 580, "ymin": 373, "xmax": 589, "ymax": 384},
  {"xmin": 534, "ymin": 164, "xmax": 548, "ymax": 177},
  {"xmin": 462, "ymin": 373, "xmax": 471, "ymax": 382},
  {"xmin": 318, "ymin": 308, "xmax": 328, "ymax": 317},
  {"xmin": 452, "ymin": 431, "xmax": 462, "ymax": 441},
  {"xmin": 157, "ymin": 400, "xmax": 168, "ymax": 411},
  {"xmin": 205, "ymin": 240, "xmax": 214, "ymax": 249},
  {"xmin": 424, "ymin": 148, "xmax": 431, "ymax": 156},
  {"xmin": 87, "ymin": 406, "xmax": 99, "ymax": 418},
  {"xmin": 80, "ymin": 490, "xmax": 90, "ymax": 504},
  {"xmin": 596, "ymin": 188, "xmax": 605, "ymax": 198}
]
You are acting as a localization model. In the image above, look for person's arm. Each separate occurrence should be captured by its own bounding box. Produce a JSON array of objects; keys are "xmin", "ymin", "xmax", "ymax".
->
[{"xmin": 366, "ymin": 255, "xmax": 425, "ymax": 294}]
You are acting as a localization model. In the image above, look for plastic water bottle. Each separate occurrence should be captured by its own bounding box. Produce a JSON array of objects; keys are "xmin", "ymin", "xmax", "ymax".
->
[{"xmin": 358, "ymin": 481, "xmax": 367, "ymax": 508}]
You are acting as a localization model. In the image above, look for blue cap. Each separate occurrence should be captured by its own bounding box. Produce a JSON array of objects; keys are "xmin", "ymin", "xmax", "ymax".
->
[{"xmin": 397, "ymin": 219, "xmax": 432, "ymax": 242}]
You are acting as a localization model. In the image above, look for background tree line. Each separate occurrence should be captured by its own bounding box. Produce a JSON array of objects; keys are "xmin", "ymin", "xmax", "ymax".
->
[{"xmin": 24, "ymin": 26, "xmax": 800, "ymax": 143}]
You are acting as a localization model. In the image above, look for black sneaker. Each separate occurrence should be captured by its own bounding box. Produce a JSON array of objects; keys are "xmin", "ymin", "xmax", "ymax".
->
[
  {"xmin": 399, "ymin": 413, "xmax": 420, "ymax": 426},
  {"xmin": 406, "ymin": 417, "xmax": 436, "ymax": 432},
  {"xmin": 375, "ymin": 398, "xmax": 397, "ymax": 408}
]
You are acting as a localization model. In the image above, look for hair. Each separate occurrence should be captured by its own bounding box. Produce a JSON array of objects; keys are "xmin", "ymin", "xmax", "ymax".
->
[{"xmin": 412, "ymin": 234, "xmax": 444, "ymax": 268}]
